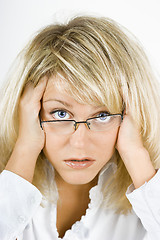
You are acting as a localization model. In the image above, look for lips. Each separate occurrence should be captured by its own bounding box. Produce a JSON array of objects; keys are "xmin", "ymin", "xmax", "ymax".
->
[{"xmin": 64, "ymin": 158, "xmax": 95, "ymax": 169}]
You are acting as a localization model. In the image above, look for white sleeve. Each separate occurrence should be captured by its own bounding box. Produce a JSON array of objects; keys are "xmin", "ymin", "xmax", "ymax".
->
[
  {"xmin": 0, "ymin": 170, "xmax": 42, "ymax": 240},
  {"xmin": 126, "ymin": 169, "xmax": 160, "ymax": 240}
]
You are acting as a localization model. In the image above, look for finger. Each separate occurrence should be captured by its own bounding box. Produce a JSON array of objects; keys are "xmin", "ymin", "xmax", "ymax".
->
[
  {"xmin": 120, "ymin": 84, "xmax": 130, "ymax": 115},
  {"xmin": 21, "ymin": 81, "xmax": 34, "ymax": 97},
  {"xmin": 20, "ymin": 82, "xmax": 35, "ymax": 107},
  {"xmin": 21, "ymin": 76, "xmax": 48, "ymax": 102},
  {"xmin": 33, "ymin": 76, "xmax": 48, "ymax": 102}
]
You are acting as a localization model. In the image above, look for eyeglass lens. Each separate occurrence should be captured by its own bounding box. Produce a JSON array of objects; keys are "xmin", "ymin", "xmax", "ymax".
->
[{"xmin": 41, "ymin": 115, "xmax": 122, "ymax": 135}]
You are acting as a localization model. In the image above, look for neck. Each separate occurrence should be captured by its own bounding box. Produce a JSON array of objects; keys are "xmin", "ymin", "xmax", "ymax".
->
[
  {"xmin": 55, "ymin": 172, "xmax": 98, "ymax": 201},
  {"xmin": 55, "ymin": 172, "xmax": 98, "ymax": 238}
]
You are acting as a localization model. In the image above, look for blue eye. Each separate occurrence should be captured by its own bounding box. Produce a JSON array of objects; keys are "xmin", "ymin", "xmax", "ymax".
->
[
  {"xmin": 96, "ymin": 112, "xmax": 112, "ymax": 122},
  {"xmin": 98, "ymin": 112, "xmax": 108, "ymax": 120},
  {"xmin": 52, "ymin": 110, "xmax": 70, "ymax": 120}
]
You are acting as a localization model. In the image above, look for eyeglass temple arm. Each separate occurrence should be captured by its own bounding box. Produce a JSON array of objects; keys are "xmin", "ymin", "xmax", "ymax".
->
[
  {"xmin": 39, "ymin": 113, "xmax": 43, "ymax": 130},
  {"xmin": 121, "ymin": 106, "xmax": 126, "ymax": 121}
]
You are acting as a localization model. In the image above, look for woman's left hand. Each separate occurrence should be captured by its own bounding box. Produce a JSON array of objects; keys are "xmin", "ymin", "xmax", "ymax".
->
[
  {"xmin": 116, "ymin": 112, "xmax": 144, "ymax": 158},
  {"xmin": 116, "ymin": 110, "xmax": 156, "ymax": 188}
]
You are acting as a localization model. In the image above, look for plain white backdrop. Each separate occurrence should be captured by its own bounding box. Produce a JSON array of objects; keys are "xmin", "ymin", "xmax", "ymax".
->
[{"xmin": 0, "ymin": 0, "xmax": 160, "ymax": 85}]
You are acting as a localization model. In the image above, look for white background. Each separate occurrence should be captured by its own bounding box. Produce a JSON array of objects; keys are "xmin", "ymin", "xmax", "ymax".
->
[{"xmin": 0, "ymin": 0, "xmax": 160, "ymax": 85}]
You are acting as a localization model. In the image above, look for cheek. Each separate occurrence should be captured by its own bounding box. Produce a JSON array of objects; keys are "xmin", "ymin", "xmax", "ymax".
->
[
  {"xmin": 96, "ymin": 129, "xmax": 118, "ymax": 156},
  {"xmin": 43, "ymin": 128, "xmax": 119, "ymax": 164},
  {"xmin": 43, "ymin": 133, "xmax": 63, "ymax": 159}
]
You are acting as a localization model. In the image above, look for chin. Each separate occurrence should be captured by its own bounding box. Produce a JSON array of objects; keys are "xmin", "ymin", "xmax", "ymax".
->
[{"xmin": 57, "ymin": 170, "xmax": 98, "ymax": 186}]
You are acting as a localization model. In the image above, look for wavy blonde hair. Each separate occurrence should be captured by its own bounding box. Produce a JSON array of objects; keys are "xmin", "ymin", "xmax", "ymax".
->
[{"xmin": 1, "ymin": 16, "xmax": 160, "ymax": 213}]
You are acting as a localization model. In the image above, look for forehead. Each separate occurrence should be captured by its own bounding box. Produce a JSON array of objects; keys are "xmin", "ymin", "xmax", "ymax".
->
[
  {"xmin": 42, "ymin": 74, "xmax": 123, "ymax": 114},
  {"xmin": 42, "ymin": 75, "xmax": 83, "ymax": 107},
  {"xmin": 43, "ymin": 75, "xmax": 102, "ymax": 107},
  {"xmin": 42, "ymin": 75, "xmax": 108, "ymax": 113},
  {"xmin": 43, "ymin": 75, "xmax": 68, "ymax": 99}
]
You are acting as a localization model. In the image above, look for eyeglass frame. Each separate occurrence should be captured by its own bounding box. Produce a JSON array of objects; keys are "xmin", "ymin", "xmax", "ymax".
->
[{"xmin": 39, "ymin": 110, "xmax": 124, "ymax": 132}]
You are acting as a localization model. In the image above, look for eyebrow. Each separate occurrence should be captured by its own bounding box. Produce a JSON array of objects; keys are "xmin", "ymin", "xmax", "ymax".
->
[
  {"xmin": 43, "ymin": 99, "xmax": 73, "ymax": 108},
  {"xmin": 43, "ymin": 98, "xmax": 107, "ymax": 110}
]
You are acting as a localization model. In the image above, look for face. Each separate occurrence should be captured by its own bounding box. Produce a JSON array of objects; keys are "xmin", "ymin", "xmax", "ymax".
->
[{"xmin": 41, "ymin": 75, "xmax": 119, "ymax": 185}]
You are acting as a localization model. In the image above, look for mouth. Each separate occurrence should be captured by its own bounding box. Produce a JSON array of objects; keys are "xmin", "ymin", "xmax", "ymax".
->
[{"xmin": 64, "ymin": 158, "xmax": 95, "ymax": 169}]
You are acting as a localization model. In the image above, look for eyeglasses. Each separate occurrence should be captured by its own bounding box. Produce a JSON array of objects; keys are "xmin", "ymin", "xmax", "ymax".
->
[{"xmin": 40, "ymin": 113, "xmax": 123, "ymax": 135}]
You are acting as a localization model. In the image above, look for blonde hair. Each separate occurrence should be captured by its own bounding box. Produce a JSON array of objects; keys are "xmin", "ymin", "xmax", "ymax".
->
[{"xmin": 1, "ymin": 16, "xmax": 160, "ymax": 213}]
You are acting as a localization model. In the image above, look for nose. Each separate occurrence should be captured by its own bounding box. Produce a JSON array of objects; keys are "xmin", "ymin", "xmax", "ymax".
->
[{"xmin": 69, "ymin": 122, "xmax": 90, "ymax": 148}]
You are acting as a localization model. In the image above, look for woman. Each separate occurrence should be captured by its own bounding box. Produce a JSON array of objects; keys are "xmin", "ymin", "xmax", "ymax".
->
[{"xmin": 0, "ymin": 16, "xmax": 160, "ymax": 240}]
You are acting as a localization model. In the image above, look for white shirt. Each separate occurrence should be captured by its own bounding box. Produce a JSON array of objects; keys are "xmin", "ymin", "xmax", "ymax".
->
[{"xmin": 0, "ymin": 164, "xmax": 160, "ymax": 240}]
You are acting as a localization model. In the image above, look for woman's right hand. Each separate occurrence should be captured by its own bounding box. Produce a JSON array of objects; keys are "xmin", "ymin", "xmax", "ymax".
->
[
  {"xmin": 17, "ymin": 77, "xmax": 48, "ymax": 155},
  {"xmin": 5, "ymin": 77, "xmax": 48, "ymax": 182}
]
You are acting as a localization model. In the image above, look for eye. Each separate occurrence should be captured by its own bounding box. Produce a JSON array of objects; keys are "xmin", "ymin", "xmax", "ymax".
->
[
  {"xmin": 51, "ymin": 110, "xmax": 70, "ymax": 120},
  {"xmin": 97, "ymin": 112, "xmax": 111, "ymax": 121}
]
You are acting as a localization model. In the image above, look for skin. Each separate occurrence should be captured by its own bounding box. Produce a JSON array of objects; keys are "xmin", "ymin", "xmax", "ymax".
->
[
  {"xmin": 40, "ymin": 77, "xmax": 121, "ymax": 237},
  {"xmin": 41, "ymin": 76, "xmax": 119, "ymax": 186},
  {"xmin": 5, "ymin": 74, "xmax": 156, "ymax": 237}
]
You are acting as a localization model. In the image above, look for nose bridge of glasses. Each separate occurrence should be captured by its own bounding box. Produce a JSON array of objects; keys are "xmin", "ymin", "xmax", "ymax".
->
[{"xmin": 74, "ymin": 120, "xmax": 91, "ymax": 131}]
